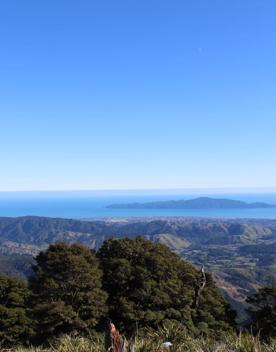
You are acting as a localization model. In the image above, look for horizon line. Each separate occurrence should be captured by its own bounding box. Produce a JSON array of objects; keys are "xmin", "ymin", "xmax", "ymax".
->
[{"xmin": 1, "ymin": 187, "xmax": 276, "ymax": 194}]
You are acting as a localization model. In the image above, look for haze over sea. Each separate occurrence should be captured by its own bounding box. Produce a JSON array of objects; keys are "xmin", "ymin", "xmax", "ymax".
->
[{"xmin": 1, "ymin": 191, "xmax": 276, "ymax": 219}]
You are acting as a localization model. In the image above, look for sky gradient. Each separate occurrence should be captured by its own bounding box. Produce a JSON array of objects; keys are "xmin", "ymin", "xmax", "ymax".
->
[{"xmin": 0, "ymin": 1, "xmax": 275, "ymax": 191}]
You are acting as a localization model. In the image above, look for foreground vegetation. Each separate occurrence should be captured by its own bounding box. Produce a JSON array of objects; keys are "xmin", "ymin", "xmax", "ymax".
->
[
  {"xmin": 0, "ymin": 238, "xmax": 275, "ymax": 349},
  {"xmin": 1, "ymin": 331, "xmax": 276, "ymax": 352}
]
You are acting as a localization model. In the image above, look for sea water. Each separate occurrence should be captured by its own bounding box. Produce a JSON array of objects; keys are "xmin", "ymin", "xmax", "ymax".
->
[{"xmin": 1, "ymin": 191, "xmax": 276, "ymax": 219}]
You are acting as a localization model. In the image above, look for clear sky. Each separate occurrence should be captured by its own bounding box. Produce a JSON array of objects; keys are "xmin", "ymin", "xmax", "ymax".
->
[{"xmin": 0, "ymin": 0, "xmax": 275, "ymax": 192}]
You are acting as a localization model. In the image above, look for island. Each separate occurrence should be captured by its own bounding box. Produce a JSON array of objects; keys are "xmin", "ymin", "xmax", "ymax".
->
[{"xmin": 106, "ymin": 196, "xmax": 276, "ymax": 209}]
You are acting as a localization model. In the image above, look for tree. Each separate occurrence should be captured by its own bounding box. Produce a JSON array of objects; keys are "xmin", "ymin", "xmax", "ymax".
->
[
  {"xmin": 191, "ymin": 272, "xmax": 236, "ymax": 335},
  {"xmin": 247, "ymin": 285, "xmax": 276, "ymax": 339},
  {"xmin": 29, "ymin": 242, "xmax": 107, "ymax": 342},
  {"xmin": 98, "ymin": 236, "xmax": 235, "ymax": 335},
  {"xmin": 0, "ymin": 275, "xmax": 32, "ymax": 346}
]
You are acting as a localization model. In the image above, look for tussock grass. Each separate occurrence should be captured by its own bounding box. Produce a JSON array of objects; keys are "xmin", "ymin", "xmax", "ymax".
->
[
  {"xmin": 132, "ymin": 332, "xmax": 276, "ymax": 352},
  {"xmin": 1, "ymin": 330, "xmax": 275, "ymax": 352}
]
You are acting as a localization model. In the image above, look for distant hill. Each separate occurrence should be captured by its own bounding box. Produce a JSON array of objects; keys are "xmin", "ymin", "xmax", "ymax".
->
[
  {"xmin": 107, "ymin": 196, "xmax": 276, "ymax": 209},
  {"xmin": 0, "ymin": 252, "xmax": 34, "ymax": 280}
]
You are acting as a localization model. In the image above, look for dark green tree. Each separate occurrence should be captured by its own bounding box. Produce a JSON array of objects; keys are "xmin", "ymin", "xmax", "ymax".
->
[
  {"xmin": 0, "ymin": 275, "xmax": 32, "ymax": 346},
  {"xmin": 29, "ymin": 242, "xmax": 107, "ymax": 342},
  {"xmin": 98, "ymin": 236, "xmax": 235, "ymax": 335},
  {"xmin": 247, "ymin": 285, "xmax": 276, "ymax": 339},
  {"xmin": 191, "ymin": 272, "xmax": 236, "ymax": 335}
]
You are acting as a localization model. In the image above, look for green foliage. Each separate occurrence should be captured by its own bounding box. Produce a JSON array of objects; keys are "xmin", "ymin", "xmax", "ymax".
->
[
  {"xmin": 29, "ymin": 243, "xmax": 108, "ymax": 343},
  {"xmin": 0, "ymin": 275, "xmax": 32, "ymax": 346},
  {"xmin": 192, "ymin": 272, "xmax": 236, "ymax": 335},
  {"xmin": 98, "ymin": 236, "xmax": 235, "ymax": 335},
  {"xmin": 247, "ymin": 285, "xmax": 276, "ymax": 339}
]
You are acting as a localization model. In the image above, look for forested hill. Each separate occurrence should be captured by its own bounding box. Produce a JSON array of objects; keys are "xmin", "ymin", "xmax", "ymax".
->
[
  {"xmin": 107, "ymin": 196, "xmax": 276, "ymax": 209},
  {"xmin": 0, "ymin": 215, "xmax": 275, "ymax": 251},
  {"xmin": 0, "ymin": 215, "xmax": 276, "ymax": 322}
]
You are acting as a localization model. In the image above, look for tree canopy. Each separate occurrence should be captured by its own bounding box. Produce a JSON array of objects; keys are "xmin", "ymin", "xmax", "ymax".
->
[
  {"xmin": 0, "ymin": 275, "xmax": 32, "ymax": 346},
  {"xmin": 98, "ymin": 236, "xmax": 235, "ymax": 335},
  {"xmin": 29, "ymin": 242, "xmax": 107, "ymax": 342},
  {"xmin": 0, "ymin": 238, "xmax": 238, "ymax": 346}
]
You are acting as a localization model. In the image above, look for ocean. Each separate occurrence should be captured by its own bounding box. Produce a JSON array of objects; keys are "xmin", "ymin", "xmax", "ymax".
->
[{"xmin": 1, "ymin": 191, "xmax": 276, "ymax": 219}]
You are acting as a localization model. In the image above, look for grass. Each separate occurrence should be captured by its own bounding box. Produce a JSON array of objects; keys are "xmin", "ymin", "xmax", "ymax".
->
[{"xmin": 1, "ymin": 326, "xmax": 276, "ymax": 352}]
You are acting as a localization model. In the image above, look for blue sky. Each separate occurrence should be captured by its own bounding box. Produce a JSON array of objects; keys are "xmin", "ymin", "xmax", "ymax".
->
[{"xmin": 0, "ymin": 0, "xmax": 275, "ymax": 191}]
